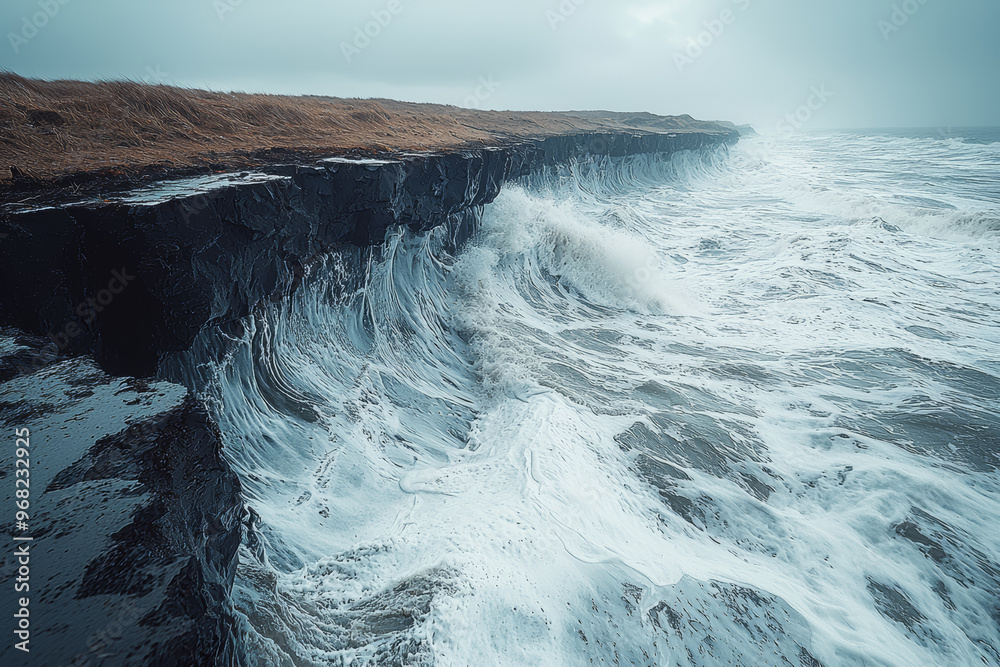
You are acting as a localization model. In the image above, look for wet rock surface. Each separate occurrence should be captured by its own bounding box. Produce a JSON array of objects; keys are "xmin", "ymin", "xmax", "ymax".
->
[{"xmin": 0, "ymin": 334, "xmax": 243, "ymax": 666}]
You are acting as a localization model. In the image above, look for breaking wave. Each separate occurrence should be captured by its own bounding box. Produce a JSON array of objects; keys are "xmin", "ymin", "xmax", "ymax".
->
[{"xmin": 171, "ymin": 129, "xmax": 1000, "ymax": 666}]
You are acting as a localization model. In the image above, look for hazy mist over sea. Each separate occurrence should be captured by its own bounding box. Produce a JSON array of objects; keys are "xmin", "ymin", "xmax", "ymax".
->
[{"xmin": 2, "ymin": 0, "xmax": 999, "ymax": 130}]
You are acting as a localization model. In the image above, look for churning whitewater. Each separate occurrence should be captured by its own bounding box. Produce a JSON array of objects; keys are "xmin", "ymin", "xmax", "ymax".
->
[{"xmin": 174, "ymin": 130, "xmax": 1000, "ymax": 666}]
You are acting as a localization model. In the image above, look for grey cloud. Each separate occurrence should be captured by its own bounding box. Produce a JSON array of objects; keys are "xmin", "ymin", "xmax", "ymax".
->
[{"xmin": 1, "ymin": 0, "xmax": 997, "ymax": 128}]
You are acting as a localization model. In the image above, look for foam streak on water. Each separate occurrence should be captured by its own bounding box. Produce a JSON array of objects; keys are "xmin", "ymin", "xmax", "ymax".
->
[{"xmin": 186, "ymin": 130, "xmax": 1000, "ymax": 666}]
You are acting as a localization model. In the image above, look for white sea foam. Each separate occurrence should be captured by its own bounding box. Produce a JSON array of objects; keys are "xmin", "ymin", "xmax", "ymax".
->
[{"xmin": 181, "ymin": 130, "xmax": 1000, "ymax": 666}]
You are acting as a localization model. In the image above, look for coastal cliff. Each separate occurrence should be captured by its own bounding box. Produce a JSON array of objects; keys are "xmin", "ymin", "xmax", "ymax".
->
[
  {"xmin": 0, "ymin": 130, "xmax": 731, "ymax": 377},
  {"xmin": 0, "ymin": 77, "xmax": 738, "ymax": 666}
]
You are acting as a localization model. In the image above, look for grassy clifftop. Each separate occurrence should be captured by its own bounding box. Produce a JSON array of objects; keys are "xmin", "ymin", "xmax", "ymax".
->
[{"xmin": 0, "ymin": 74, "xmax": 731, "ymax": 190}]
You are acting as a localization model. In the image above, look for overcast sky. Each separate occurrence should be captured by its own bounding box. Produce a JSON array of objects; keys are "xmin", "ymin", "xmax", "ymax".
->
[{"xmin": 2, "ymin": 0, "xmax": 998, "ymax": 131}]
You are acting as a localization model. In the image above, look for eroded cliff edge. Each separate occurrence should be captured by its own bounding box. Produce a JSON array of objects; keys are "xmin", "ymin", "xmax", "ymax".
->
[
  {"xmin": 0, "ymin": 118, "xmax": 737, "ymax": 666},
  {"xmin": 1, "ymin": 130, "xmax": 735, "ymax": 377}
]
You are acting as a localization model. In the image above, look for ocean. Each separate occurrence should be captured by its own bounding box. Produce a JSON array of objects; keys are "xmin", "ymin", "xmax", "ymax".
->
[{"xmin": 174, "ymin": 129, "xmax": 1000, "ymax": 666}]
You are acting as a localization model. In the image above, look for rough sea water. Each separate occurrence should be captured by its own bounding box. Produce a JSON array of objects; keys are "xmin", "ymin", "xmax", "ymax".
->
[{"xmin": 173, "ymin": 129, "xmax": 1000, "ymax": 666}]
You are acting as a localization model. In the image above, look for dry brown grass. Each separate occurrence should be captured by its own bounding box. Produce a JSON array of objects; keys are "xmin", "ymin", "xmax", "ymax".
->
[{"xmin": 0, "ymin": 73, "xmax": 726, "ymax": 187}]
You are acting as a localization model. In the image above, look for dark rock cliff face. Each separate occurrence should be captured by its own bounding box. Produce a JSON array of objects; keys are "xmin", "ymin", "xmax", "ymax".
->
[
  {"xmin": 0, "ymin": 130, "xmax": 734, "ymax": 378},
  {"xmin": 0, "ymin": 128, "xmax": 736, "ymax": 666}
]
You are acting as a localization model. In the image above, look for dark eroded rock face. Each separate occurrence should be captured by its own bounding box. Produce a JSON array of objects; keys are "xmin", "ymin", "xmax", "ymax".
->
[
  {"xmin": 0, "ymin": 129, "xmax": 736, "ymax": 666},
  {"xmin": 0, "ymin": 131, "xmax": 735, "ymax": 378},
  {"xmin": 0, "ymin": 335, "xmax": 243, "ymax": 667}
]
